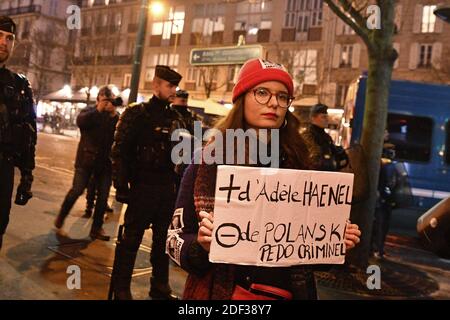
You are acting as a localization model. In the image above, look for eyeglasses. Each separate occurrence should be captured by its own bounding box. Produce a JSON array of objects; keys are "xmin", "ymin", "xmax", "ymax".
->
[{"xmin": 252, "ymin": 87, "xmax": 294, "ymax": 108}]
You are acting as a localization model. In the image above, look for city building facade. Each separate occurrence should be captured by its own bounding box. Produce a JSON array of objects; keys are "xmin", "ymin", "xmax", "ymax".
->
[
  {"xmin": 1, "ymin": 0, "xmax": 76, "ymax": 100},
  {"xmin": 70, "ymin": 0, "xmax": 449, "ymax": 109}
]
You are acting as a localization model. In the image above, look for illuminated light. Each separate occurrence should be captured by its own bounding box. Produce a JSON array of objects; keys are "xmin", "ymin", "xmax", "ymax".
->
[
  {"xmin": 151, "ymin": 2, "xmax": 164, "ymax": 16},
  {"xmin": 224, "ymin": 103, "xmax": 233, "ymax": 110},
  {"xmin": 137, "ymin": 95, "xmax": 146, "ymax": 103},
  {"xmin": 248, "ymin": 27, "xmax": 259, "ymax": 35},
  {"xmin": 327, "ymin": 108, "xmax": 344, "ymax": 115},
  {"xmin": 289, "ymin": 106, "xmax": 295, "ymax": 112},
  {"xmin": 121, "ymin": 88, "xmax": 131, "ymax": 97},
  {"xmin": 90, "ymin": 86, "xmax": 99, "ymax": 98},
  {"xmin": 62, "ymin": 85, "xmax": 72, "ymax": 98},
  {"xmin": 111, "ymin": 85, "xmax": 120, "ymax": 96}
]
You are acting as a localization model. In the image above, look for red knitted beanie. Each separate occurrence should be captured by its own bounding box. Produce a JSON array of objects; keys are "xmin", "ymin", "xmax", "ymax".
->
[{"xmin": 232, "ymin": 59, "xmax": 293, "ymax": 103}]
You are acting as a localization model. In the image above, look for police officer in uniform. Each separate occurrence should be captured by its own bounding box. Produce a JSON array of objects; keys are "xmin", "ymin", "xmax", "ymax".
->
[
  {"xmin": 301, "ymin": 103, "xmax": 348, "ymax": 171},
  {"xmin": 0, "ymin": 16, "xmax": 36, "ymax": 251},
  {"xmin": 171, "ymin": 89, "xmax": 199, "ymax": 192},
  {"xmin": 111, "ymin": 65, "xmax": 184, "ymax": 300},
  {"xmin": 171, "ymin": 89, "xmax": 197, "ymax": 135}
]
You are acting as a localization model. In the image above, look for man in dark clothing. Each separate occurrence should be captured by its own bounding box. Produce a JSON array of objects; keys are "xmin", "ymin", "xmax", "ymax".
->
[
  {"xmin": 301, "ymin": 103, "xmax": 348, "ymax": 171},
  {"xmin": 372, "ymin": 131, "xmax": 397, "ymax": 259},
  {"xmin": 171, "ymin": 89, "xmax": 197, "ymax": 135},
  {"xmin": 83, "ymin": 176, "xmax": 114, "ymax": 219},
  {"xmin": 171, "ymin": 89, "xmax": 199, "ymax": 193},
  {"xmin": 0, "ymin": 16, "xmax": 36, "ymax": 251},
  {"xmin": 54, "ymin": 86, "xmax": 119, "ymax": 241},
  {"xmin": 110, "ymin": 65, "xmax": 184, "ymax": 300}
]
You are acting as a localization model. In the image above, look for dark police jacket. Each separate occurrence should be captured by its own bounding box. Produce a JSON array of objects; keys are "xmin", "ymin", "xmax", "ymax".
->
[
  {"xmin": 301, "ymin": 124, "xmax": 348, "ymax": 171},
  {"xmin": 0, "ymin": 66, "xmax": 36, "ymax": 174},
  {"xmin": 111, "ymin": 95, "xmax": 184, "ymax": 188},
  {"xmin": 172, "ymin": 105, "xmax": 197, "ymax": 135},
  {"xmin": 75, "ymin": 106, "xmax": 119, "ymax": 171}
]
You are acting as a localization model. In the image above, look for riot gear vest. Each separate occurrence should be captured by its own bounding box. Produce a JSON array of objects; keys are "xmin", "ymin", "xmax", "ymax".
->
[
  {"xmin": 0, "ymin": 66, "xmax": 36, "ymax": 171},
  {"xmin": 112, "ymin": 95, "xmax": 184, "ymax": 186}
]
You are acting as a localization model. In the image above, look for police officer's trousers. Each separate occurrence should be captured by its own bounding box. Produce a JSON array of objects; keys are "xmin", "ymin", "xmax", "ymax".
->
[{"xmin": 112, "ymin": 181, "xmax": 176, "ymax": 296}]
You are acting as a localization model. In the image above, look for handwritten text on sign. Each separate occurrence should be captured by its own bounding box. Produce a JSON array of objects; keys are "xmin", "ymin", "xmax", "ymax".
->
[{"xmin": 209, "ymin": 166, "xmax": 354, "ymax": 266}]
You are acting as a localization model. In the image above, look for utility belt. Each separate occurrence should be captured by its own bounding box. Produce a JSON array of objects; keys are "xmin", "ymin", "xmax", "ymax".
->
[{"xmin": 231, "ymin": 283, "xmax": 292, "ymax": 300}]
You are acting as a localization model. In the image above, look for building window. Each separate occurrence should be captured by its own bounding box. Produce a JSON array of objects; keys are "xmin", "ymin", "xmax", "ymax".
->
[
  {"xmin": 147, "ymin": 53, "xmax": 179, "ymax": 82},
  {"xmin": 340, "ymin": 45, "xmax": 353, "ymax": 67},
  {"xmin": 185, "ymin": 67, "xmax": 201, "ymax": 90},
  {"xmin": 418, "ymin": 44, "xmax": 432, "ymax": 68},
  {"xmin": 235, "ymin": 0, "xmax": 272, "ymax": 44},
  {"xmin": 191, "ymin": 16, "xmax": 225, "ymax": 45},
  {"xmin": 115, "ymin": 12, "xmax": 122, "ymax": 28},
  {"xmin": 387, "ymin": 114, "xmax": 433, "ymax": 163},
  {"xmin": 127, "ymin": 39, "xmax": 135, "ymax": 56},
  {"xmin": 336, "ymin": 84, "xmax": 349, "ymax": 107},
  {"xmin": 123, "ymin": 73, "xmax": 131, "ymax": 88},
  {"xmin": 311, "ymin": 0, "xmax": 323, "ymax": 27},
  {"xmin": 421, "ymin": 5, "xmax": 437, "ymax": 33},
  {"xmin": 151, "ymin": 6, "xmax": 184, "ymax": 40},
  {"xmin": 284, "ymin": 0, "xmax": 323, "ymax": 29},
  {"xmin": 152, "ymin": 22, "xmax": 163, "ymax": 36},
  {"xmin": 292, "ymin": 49, "xmax": 317, "ymax": 85}
]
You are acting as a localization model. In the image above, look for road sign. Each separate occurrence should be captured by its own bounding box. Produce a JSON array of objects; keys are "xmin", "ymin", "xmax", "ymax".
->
[{"xmin": 190, "ymin": 45, "xmax": 263, "ymax": 66}]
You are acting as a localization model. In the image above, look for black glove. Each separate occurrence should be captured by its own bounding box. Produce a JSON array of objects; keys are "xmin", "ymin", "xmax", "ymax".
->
[
  {"xmin": 15, "ymin": 173, "xmax": 33, "ymax": 206},
  {"xmin": 115, "ymin": 186, "xmax": 130, "ymax": 204}
]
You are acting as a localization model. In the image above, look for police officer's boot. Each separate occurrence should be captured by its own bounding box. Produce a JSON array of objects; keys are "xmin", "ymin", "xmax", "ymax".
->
[
  {"xmin": 112, "ymin": 245, "xmax": 138, "ymax": 300},
  {"xmin": 149, "ymin": 277, "xmax": 178, "ymax": 300}
]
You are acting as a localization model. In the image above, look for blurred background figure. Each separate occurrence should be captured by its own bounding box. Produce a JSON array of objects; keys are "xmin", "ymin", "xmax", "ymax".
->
[
  {"xmin": 372, "ymin": 129, "xmax": 397, "ymax": 259},
  {"xmin": 83, "ymin": 175, "xmax": 114, "ymax": 219},
  {"xmin": 301, "ymin": 103, "xmax": 348, "ymax": 171}
]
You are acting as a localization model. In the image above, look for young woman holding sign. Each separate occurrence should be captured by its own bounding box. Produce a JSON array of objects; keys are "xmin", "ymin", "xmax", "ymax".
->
[{"xmin": 167, "ymin": 59, "xmax": 361, "ymax": 300}]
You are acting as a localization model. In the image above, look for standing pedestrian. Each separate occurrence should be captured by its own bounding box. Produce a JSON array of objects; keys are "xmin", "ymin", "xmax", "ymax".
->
[
  {"xmin": 166, "ymin": 58, "xmax": 361, "ymax": 300},
  {"xmin": 54, "ymin": 86, "xmax": 119, "ymax": 241},
  {"xmin": 110, "ymin": 65, "xmax": 184, "ymax": 300},
  {"xmin": 372, "ymin": 130, "xmax": 397, "ymax": 259},
  {"xmin": 0, "ymin": 16, "xmax": 36, "ymax": 251},
  {"xmin": 301, "ymin": 104, "xmax": 348, "ymax": 171}
]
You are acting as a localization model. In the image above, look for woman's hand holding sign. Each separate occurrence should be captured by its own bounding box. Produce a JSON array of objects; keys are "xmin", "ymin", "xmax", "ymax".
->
[
  {"xmin": 198, "ymin": 210, "xmax": 362, "ymax": 254},
  {"xmin": 344, "ymin": 221, "xmax": 361, "ymax": 250},
  {"xmin": 198, "ymin": 211, "xmax": 214, "ymax": 252}
]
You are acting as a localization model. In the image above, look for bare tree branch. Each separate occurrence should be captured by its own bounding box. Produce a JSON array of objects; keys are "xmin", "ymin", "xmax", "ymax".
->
[
  {"xmin": 352, "ymin": 0, "xmax": 370, "ymax": 16},
  {"xmin": 338, "ymin": 0, "xmax": 368, "ymax": 27},
  {"xmin": 324, "ymin": 0, "xmax": 374, "ymax": 52}
]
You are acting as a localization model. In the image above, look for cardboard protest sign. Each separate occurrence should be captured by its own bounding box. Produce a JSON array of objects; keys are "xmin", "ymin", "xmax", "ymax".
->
[{"xmin": 209, "ymin": 165, "xmax": 354, "ymax": 266}]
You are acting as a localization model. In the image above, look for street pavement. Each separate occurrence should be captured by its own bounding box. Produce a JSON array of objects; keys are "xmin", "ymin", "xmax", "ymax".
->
[{"xmin": 0, "ymin": 131, "xmax": 449, "ymax": 300}]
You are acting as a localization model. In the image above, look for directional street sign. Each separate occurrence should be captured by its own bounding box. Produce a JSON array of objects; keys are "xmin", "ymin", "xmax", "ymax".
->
[{"xmin": 190, "ymin": 45, "xmax": 263, "ymax": 66}]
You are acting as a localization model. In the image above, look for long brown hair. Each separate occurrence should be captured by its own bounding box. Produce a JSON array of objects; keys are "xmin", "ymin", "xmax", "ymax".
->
[{"xmin": 214, "ymin": 95, "xmax": 311, "ymax": 169}]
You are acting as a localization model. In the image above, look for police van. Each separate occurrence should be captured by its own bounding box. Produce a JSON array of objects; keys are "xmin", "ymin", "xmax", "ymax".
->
[{"xmin": 339, "ymin": 74, "xmax": 450, "ymax": 209}]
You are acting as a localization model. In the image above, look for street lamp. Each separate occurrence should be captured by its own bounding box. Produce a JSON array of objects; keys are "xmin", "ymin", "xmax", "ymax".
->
[{"xmin": 129, "ymin": 1, "xmax": 165, "ymax": 104}]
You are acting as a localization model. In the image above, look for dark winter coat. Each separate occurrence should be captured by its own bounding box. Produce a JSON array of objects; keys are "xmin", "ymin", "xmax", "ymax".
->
[{"xmin": 75, "ymin": 106, "xmax": 118, "ymax": 171}]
